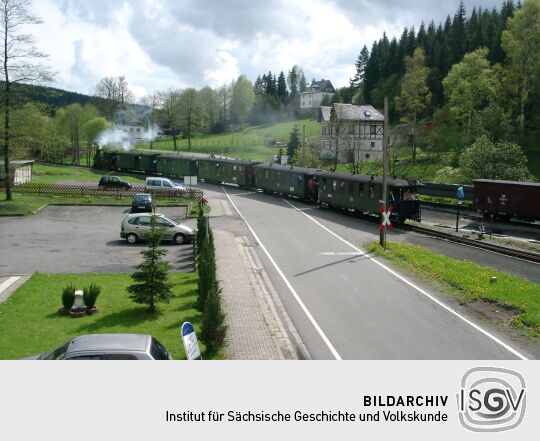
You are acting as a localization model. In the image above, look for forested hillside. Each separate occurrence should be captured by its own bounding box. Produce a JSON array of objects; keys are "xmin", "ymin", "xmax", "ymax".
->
[{"xmin": 333, "ymin": 0, "xmax": 539, "ymax": 181}]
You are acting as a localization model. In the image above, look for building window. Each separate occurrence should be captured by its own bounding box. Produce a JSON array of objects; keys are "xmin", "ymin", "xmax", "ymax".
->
[
  {"xmin": 370, "ymin": 125, "xmax": 376, "ymax": 135},
  {"xmin": 371, "ymin": 141, "xmax": 375, "ymax": 147}
]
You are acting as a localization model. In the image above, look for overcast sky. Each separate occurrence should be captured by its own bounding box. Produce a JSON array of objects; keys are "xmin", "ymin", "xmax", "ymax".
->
[{"xmin": 30, "ymin": 0, "xmax": 506, "ymax": 100}]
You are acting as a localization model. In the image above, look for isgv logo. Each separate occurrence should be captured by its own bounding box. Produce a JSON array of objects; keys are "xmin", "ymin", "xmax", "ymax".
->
[{"xmin": 457, "ymin": 367, "xmax": 526, "ymax": 432}]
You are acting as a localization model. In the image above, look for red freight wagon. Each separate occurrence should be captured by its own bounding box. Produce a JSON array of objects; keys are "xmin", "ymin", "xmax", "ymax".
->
[{"xmin": 473, "ymin": 179, "xmax": 540, "ymax": 221}]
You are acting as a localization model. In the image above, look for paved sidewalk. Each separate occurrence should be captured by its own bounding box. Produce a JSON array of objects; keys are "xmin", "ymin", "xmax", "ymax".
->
[
  {"xmin": 213, "ymin": 229, "xmax": 298, "ymax": 360},
  {"xmin": 0, "ymin": 275, "xmax": 30, "ymax": 303}
]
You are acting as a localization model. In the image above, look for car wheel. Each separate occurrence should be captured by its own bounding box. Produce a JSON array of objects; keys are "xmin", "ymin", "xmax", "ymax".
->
[
  {"xmin": 126, "ymin": 233, "xmax": 138, "ymax": 244},
  {"xmin": 173, "ymin": 233, "xmax": 186, "ymax": 245}
]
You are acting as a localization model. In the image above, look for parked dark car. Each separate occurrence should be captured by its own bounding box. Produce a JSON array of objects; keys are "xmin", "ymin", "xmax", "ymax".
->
[
  {"xmin": 98, "ymin": 176, "xmax": 132, "ymax": 189},
  {"xmin": 131, "ymin": 193, "xmax": 155, "ymax": 213},
  {"xmin": 25, "ymin": 334, "xmax": 173, "ymax": 360}
]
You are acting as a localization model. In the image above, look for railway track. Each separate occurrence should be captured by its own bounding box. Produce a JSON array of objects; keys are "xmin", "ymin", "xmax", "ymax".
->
[
  {"xmin": 310, "ymin": 201, "xmax": 540, "ymax": 264},
  {"xmin": 420, "ymin": 201, "xmax": 540, "ymax": 231},
  {"xmin": 405, "ymin": 223, "xmax": 540, "ymax": 264}
]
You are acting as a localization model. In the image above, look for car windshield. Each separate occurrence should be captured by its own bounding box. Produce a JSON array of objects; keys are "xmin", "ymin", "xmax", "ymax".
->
[
  {"xmin": 158, "ymin": 216, "xmax": 177, "ymax": 226},
  {"xmin": 41, "ymin": 341, "xmax": 70, "ymax": 360},
  {"xmin": 149, "ymin": 337, "xmax": 171, "ymax": 360},
  {"xmin": 134, "ymin": 195, "xmax": 151, "ymax": 202}
]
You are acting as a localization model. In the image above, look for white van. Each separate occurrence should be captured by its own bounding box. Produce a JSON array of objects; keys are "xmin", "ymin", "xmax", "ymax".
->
[{"xmin": 145, "ymin": 177, "xmax": 185, "ymax": 190}]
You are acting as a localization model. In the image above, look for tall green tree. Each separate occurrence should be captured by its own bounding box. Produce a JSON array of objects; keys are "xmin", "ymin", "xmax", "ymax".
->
[
  {"xmin": 1, "ymin": 0, "xmax": 52, "ymax": 201},
  {"xmin": 178, "ymin": 88, "xmax": 202, "ymax": 151},
  {"xmin": 127, "ymin": 216, "xmax": 174, "ymax": 313},
  {"xmin": 287, "ymin": 124, "xmax": 300, "ymax": 160},
  {"xmin": 395, "ymin": 48, "xmax": 431, "ymax": 164},
  {"xmin": 459, "ymin": 135, "xmax": 531, "ymax": 181},
  {"xmin": 199, "ymin": 86, "xmax": 219, "ymax": 134},
  {"xmin": 501, "ymin": 0, "xmax": 540, "ymax": 141},
  {"xmin": 230, "ymin": 75, "xmax": 255, "ymax": 127},
  {"xmin": 350, "ymin": 45, "xmax": 369, "ymax": 92},
  {"xmin": 277, "ymin": 71, "xmax": 288, "ymax": 104},
  {"xmin": 157, "ymin": 89, "xmax": 182, "ymax": 151},
  {"xmin": 442, "ymin": 48, "xmax": 496, "ymax": 144},
  {"xmin": 287, "ymin": 65, "xmax": 304, "ymax": 100},
  {"xmin": 449, "ymin": 1, "xmax": 467, "ymax": 65}
]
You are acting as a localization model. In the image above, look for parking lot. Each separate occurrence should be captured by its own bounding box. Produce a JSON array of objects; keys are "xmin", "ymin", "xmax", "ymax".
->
[{"xmin": 0, "ymin": 205, "xmax": 195, "ymax": 274}]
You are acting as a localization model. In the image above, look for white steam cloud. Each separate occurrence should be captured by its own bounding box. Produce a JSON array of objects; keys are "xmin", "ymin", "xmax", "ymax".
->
[{"xmin": 97, "ymin": 123, "xmax": 161, "ymax": 150}]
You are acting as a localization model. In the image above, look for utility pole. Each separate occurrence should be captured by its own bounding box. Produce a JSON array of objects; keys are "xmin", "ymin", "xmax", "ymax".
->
[{"xmin": 380, "ymin": 96, "xmax": 389, "ymax": 248}]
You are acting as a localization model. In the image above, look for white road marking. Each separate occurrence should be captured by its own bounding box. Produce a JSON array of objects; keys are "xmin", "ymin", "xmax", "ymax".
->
[
  {"xmin": 223, "ymin": 188, "xmax": 342, "ymax": 360},
  {"xmin": 320, "ymin": 252, "xmax": 362, "ymax": 256},
  {"xmin": 283, "ymin": 199, "xmax": 528, "ymax": 360},
  {"xmin": 0, "ymin": 276, "xmax": 20, "ymax": 295}
]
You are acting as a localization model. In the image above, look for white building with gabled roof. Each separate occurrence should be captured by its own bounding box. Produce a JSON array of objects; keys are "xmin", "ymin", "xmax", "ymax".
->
[
  {"xmin": 298, "ymin": 79, "xmax": 335, "ymax": 110},
  {"xmin": 319, "ymin": 103, "xmax": 384, "ymax": 163}
]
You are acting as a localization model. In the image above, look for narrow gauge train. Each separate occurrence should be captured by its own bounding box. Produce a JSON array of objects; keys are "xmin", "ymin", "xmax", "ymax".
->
[{"xmin": 98, "ymin": 150, "xmax": 421, "ymax": 222}]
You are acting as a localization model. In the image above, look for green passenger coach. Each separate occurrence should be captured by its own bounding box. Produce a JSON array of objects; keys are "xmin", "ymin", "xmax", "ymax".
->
[
  {"xmin": 116, "ymin": 151, "xmax": 160, "ymax": 173},
  {"xmin": 196, "ymin": 157, "xmax": 259, "ymax": 187},
  {"xmin": 315, "ymin": 171, "xmax": 421, "ymax": 221},
  {"xmin": 253, "ymin": 163, "xmax": 321, "ymax": 199},
  {"xmin": 155, "ymin": 154, "xmax": 198, "ymax": 178}
]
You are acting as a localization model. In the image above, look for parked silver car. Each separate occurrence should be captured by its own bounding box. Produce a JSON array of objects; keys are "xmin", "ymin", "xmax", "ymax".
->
[
  {"xmin": 26, "ymin": 334, "xmax": 173, "ymax": 360},
  {"xmin": 121, "ymin": 213, "xmax": 195, "ymax": 245}
]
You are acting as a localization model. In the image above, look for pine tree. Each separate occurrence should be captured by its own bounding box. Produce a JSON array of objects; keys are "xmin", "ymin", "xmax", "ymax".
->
[
  {"xmin": 265, "ymin": 70, "xmax": 276, "ymax": 96},
  {"xmin": 200, "ymin": 283, "xmax": 226, "ymax": 355},
  {"xmin": 350, "ymin": 45, "xmax": 369, "ymax": 91},
  {"xmin": 127, "ymin": 216, "xmax": 173, "ymax": 312},
  {"xmin": 287, "ymin": 66, "xmax": 299, "ymax": 98},
  {"xmin": 197, "ymin": 223, "xmax": 216, "ymax": 311},
  {"xmin": 287, "ymin": 124, "xmax": 300, "ymax": 160},
  {"xmin": 449, "ymin": 1, "xmax": 466, "ymax": 65},
  {"xmin": 277, "ymin": 71, "xmax": 288, "ymax": 104},
  {"xmin": 299, "ymin": 74, "xmax": 307, "ymax": 92}
]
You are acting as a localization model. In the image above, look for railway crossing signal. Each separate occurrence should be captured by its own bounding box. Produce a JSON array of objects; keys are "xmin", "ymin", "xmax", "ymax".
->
[{"xmin": 380, "ymin": 205, "xmax": 393, "ymax": 232}]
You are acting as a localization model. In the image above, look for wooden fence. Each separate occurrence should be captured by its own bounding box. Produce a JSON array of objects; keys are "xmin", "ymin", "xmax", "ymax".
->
[{"xmin": 0, "ymin": 183, "xmax": 204, "ymax": 200}]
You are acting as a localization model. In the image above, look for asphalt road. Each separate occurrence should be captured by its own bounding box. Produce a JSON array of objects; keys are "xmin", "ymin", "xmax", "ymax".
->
[
  {"xmin": 218, "ymin": 186, "xmax": 530, "ymax": 360},
  {"xmin": 0, "ymin": 206, "xmax": 195, "ymax": 274}
]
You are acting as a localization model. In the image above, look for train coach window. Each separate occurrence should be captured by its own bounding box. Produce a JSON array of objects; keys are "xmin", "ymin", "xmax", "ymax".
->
[
  {"xmin": 265, "ymin": 170, "xmax": 269, "ymax": 179},
  {"xmin": 340, "ymin": 181, "xmax": 346, "ymax": 194},
  {"xmin": 322, "ymin": 178, "xmax": 327, "ymax": 191},
  {"xmin": 332, "ymin": 180, "xmax": 337, "ymax": 191},
  {"xmin": 369, "ymin": 185, "xmax": 375, "ymax": 199},
  {"xmin": 348, "ymin": 182, "xmax": 354, "ymax": 197},
  {"xmin": 359, "ymin": 184, "xmax": 364, "ymax": 197}
]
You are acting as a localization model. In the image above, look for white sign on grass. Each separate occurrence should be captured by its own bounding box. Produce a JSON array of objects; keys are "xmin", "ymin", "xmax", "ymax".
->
[{"xmin": 181, "ymin": 322, "xmax": 201, "ymax": 360}]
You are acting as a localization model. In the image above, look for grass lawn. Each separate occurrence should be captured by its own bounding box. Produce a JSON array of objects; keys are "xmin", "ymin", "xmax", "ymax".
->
[
  {"xmin": 368, "ymin": 241, "xmax": 540, "ymax": 336},
  {"xmin": 146, "ymin": 118, "xmax": 320, "ymax": 161},
  {"xmin": 32, "ymin": 162, "xmax": 146, "ymax": 185},
  {"xmin": 0, "ymin": 273, "xmax": 207, "ymax": 360},
  {"xmin": 0, "ymin": 192, "xmax": 196, "ymax": 216},
  {"xmin": 335, "ymin": 148, "xmax": 453, "ymax": 181}
]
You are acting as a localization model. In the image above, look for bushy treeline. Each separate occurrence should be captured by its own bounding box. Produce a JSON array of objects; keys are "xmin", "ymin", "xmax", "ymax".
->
[
  {"xmin": 1, "ymin": 101, "xmax": 108, "ymax": 165},
  {"xmin": 350, "ymin": 1, "xmax": 519, "ymax": 117},
  {"xmin": 337, "ymin": 0, "xmax": 539, "ymax": 181}
]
